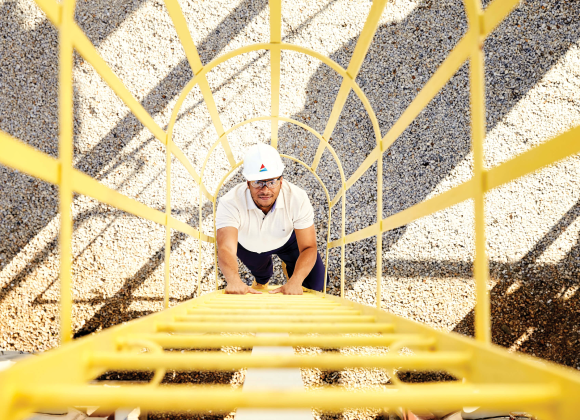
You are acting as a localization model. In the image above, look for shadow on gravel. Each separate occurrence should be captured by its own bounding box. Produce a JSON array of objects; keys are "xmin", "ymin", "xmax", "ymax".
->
[
  {"xmin": 454, "ymin": 198, "xmax": 580, "ymax": 368},
  {"xmin": 1, "ymin": 0, "xmax": 579, "ymax": 377},
  {"xmin": 0, "ymin": 0, "xmax": 268, "ymax": 319},
  {"xmin": 288, "ymin": 0, "xmax": 580, "ymax": 370},
  {"xmin": 71, "ymin": 228, "xmax": 215, "ymax": 338},
  {"xmin": 0, "ymin": 0, "xmax": 60, "ymax": 302}
]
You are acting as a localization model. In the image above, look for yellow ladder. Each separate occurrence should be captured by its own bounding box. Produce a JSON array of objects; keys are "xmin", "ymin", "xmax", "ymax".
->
[
  {"xmin": 2, "ymin": 288, "xmax": 579, "ymax": 419},
  {"xmin": 1, "ymin": 0, "xmax": 580, "ymax": 417}
]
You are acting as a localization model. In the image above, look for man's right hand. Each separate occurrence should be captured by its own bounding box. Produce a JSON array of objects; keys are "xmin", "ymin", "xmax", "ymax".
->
[
  {"xmin": 218, "ymin": 228, "xmax": 260, "ymax": 295},
  {"xmin": 224, "ymin": 279, "xmax": 262, "ymax": 295}
]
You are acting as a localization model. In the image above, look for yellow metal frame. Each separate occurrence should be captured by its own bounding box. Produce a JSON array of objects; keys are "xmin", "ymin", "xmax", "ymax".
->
[
  {"xmin": 1, "ymin": 0, "xmax": 580, "ymax": 417},
  {"xmin": 1, "ymin": 289, "xmax": 580, "ymax": 419}
]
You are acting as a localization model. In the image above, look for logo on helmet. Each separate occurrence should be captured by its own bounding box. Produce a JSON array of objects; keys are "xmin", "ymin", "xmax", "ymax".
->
[{"xmin": 259, "ymin": 164, "xmax": 267, "ymax": 172}]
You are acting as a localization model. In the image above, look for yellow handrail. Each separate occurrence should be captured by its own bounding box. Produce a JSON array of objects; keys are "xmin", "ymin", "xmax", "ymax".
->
[{"xmin": 57, "ymin": 0, "xmax": 76, "ymax": 344}]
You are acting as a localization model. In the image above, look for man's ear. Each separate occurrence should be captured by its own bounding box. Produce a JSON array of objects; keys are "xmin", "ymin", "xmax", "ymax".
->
[{"xmin": 247, "ymin": 181, "xmax": 251, "ymax": 188}]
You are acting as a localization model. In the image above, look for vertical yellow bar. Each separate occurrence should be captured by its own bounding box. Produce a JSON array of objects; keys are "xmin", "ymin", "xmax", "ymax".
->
[
  {"xmin": 164, "ymin": 137, "xmax": 171, "ymax": 309},
  {"xmin": 340, "ymin": 193, "xmax": 346, "ymax": 298},
  {"xmin": 310, "ymin": 0, "xmax": 388, "ymax": 171},
  {"xmin": 269, "ymin": 0, "xmax": 281, "ymax": 44},
  {"xmin": 323, "ymin": 207, "xmax": 331, "ymax": 296},
  {"xmin": 197, "ymin": 190, "xmax": 204, "ymax": 297},
  {"xmin": 468, "ymin": 1, "xmax": 491, "ymax": 344},
  {"xmin": 58, "ymin": 0, "xmax": 77, "ymax": 344},
  {"xmin": 269, "ymin": 0, "xmax": 281, "ymax": 149},
  {"xmin": 213, "ymin": 199, "xmax": 218, "ymax": 291},
  {"xmin": 376, "ymin": 155, "xmax": 383, "ymax": 309}
]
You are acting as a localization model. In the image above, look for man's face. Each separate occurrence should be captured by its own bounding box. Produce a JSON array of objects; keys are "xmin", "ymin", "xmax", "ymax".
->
[{"xmin": 247, "ymin": 176, "xmax": 283, "ymax": 210}]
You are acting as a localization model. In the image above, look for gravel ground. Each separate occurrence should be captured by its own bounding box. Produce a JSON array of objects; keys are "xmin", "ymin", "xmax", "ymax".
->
[{"xmin": 1, "ymin": 0, "xmax": 580, "ymax": 418}]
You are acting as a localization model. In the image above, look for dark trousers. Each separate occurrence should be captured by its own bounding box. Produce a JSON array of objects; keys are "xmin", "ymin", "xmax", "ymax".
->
[{"xmin": 237, "ymin": 231, "xmax": 327, "ymax": 291}]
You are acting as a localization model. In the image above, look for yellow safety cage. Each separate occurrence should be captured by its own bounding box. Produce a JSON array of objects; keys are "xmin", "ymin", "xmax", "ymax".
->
[{"xmin": 1, "ymin": 0, "xmax": 580, "ymax": 418}]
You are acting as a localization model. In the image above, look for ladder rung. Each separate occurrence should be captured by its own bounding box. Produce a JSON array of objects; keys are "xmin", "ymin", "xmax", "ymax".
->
[
  {"xmin": 208, "ymin": 298, "xmax": 322, "ymax": 302},
  {"xmin": 175, "ymin": 315, "xmax": 376, "ymax": 323},
  {"xmin": 198, "ymin": 304, "xmax": 343, "ymax": 310},
  {"xmin": 157, "ymin": 322, "xmax": 394, "ymax": 334},
  {"xmin": 187, "ymin": 308, "xmax": 361, "ymax": 316},
  {"xmin": 203, "ymin": 299, "xmax": 341, "ymax": 304},
  {"xmin": 129, "ymin": 333, "xmax": 435, "ymax": 349},
  {"xmin": 25, "ymin": 383, "xmax": 559, "ymax": 413},
  {"xmin": 90, "ymin": 351, "xmax": 471, "ymax": 371},
  {"xmin": 204, "ymin": 298, "xmax": 340, "ymax": 304},
  {"xmin": 210, "ymin": 295, "xmax": 321, "ymax": 299}
]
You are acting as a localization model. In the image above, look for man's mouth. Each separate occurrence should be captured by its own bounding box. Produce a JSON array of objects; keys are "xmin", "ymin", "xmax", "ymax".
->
[{"xmin": 258, "ymin": 195, "xmax": 272, "ymax": 201}]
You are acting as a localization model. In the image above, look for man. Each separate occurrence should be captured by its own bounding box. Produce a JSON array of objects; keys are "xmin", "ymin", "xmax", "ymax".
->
[{"xmin": 215, "ymin": 143, "xmax": 326, "ymax": 295}]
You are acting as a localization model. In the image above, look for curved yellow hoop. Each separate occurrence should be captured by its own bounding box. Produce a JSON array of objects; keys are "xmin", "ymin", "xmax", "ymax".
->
[
  {"xmin": 121, "ymin": 339, "xmax": 166, "ymax": 387},
  {"xmin": 192, "ymin": 113, "xmax": 348, "ymax": 295},
  {"xmin": 198, "ymin": 116, "xmax": 347, "ymax": 197},
  {"xmin": 167, "ymin": 43, "xmax": 383, "ymax": 171},
  {"xmin": 166, "ymin": 44, "xmax": 382, "ymax": 300}
]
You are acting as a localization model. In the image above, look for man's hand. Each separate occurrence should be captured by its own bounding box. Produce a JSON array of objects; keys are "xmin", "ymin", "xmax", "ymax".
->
[
  {"xmin": 269, "ymin": 280, "xmax": 303, "ymax": 295},
  {"xmin": 218, "ymin": 227, "xmax": 260, "ymax": 295},
  {"xmin": 224, "ymin": 279, "xmax": 262, "ymax": 295}
]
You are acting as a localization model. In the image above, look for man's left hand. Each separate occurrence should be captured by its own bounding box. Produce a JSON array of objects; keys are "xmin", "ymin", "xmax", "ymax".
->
[{"xmin": 269, "ymin": 280, "xmax": 303, "ymax": 295}]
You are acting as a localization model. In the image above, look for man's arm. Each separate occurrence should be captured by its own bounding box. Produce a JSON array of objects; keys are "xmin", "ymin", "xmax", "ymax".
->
[
  {"xmin": 270, "ymin": 225, "xmax": 317, "ymax": 295},
  {"xmin": 217, "ymin": 227, "xmax": 261, "ymax": 295}
]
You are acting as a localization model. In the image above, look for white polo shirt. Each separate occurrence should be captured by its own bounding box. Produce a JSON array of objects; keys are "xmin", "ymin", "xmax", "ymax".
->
[{"xmin": 215, "ymin": 180, "xmax": 314, "ymax": 253}]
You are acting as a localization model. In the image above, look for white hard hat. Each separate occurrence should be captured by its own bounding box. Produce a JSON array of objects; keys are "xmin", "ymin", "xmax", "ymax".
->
[{"xmin": 242, "ymin": 143, "xmax": 285, "ymax": 181}]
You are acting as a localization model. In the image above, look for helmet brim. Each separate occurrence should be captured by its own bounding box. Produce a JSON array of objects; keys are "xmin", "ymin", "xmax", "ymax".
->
[{"xmin": 243, "ymin": 168, "xmax": 284, "ymax": 182}]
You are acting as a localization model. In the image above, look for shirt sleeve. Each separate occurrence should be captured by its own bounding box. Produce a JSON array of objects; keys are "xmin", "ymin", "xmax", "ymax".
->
[
  {"xmin": 215, "ymin": 197, "xmax": 241, "ymax": 230},
  {"xmin": 293, "ymin": 192, "xmax": 314, "ymax": 229}
]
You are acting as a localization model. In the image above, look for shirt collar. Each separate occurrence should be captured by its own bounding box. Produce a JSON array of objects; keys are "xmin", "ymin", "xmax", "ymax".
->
[{"xmin": 244, "ymin": 185, "xmax": 285, "ymax": 211}]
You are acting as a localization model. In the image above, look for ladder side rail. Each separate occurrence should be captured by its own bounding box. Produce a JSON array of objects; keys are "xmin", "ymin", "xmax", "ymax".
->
[
  {"xmin": 314, "ymin": 290, "xmax": 580, "ymax": 412},
  {"xmin": 327, "ymin": 123, "xmax": 580, "ymax": 246},
  {"xmin": 58, "ymin": 0, "xmax": 76, "ymax": 344},
  {"xmin": 465, "ymin": 0, "xmax": 491, "ymax": 343},
  {"xmin": 269, "ymin": 0, "xmax": 282, "ymax": 149},
  {"xmin": 0, "ymin": 133, "xmax": 212, "ymax": 243}
]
